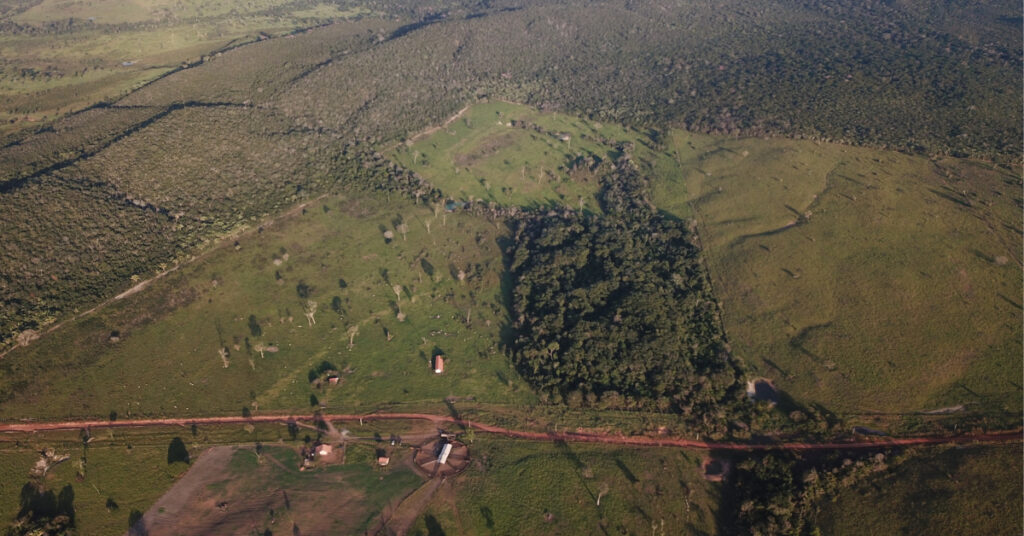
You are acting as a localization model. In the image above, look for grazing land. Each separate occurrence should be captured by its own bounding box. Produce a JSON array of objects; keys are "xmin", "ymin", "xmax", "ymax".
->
[
  {"xmin": 0, "ymin": 192, "xmax": 534, "ymax": 420},
  {"xmin": 391, "ymin": 100, "xmax": 679, "ymax": 212},
  {"xmin": 408, "ymin": 438, "xmax": 722, "ymax": 536},
  {"xmin": 653, "ymin": 131, "xmax": 1022, "ymax": 421},
  {"xmin": 0, "ymin": 0, "xmax": 1020, "ymax": 534},
  {"xmin": 0, "ymin": 422, "xmax": 310, "ymax": 536}
]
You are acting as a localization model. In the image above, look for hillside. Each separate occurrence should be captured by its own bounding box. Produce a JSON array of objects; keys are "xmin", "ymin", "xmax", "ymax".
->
[
  {"xmin": 3, "ymin": 0, "xmax": 1021, "ymax": 351},
  {"xmin": 0, "ymin": 1, "xmax": 1020, "ymax": 535}
]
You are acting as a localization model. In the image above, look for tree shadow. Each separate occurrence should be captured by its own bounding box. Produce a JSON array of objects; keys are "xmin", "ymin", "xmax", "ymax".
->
[
  {"xmin": 17, "ymin": 482, "xmax": 76, "ymax": 529},
  {"xmin": 424, "ymin": 514, "xmax": 446, "ymax": 536},
  {"xmin": 128, "ymin": 509, "xmax": 147, "ymax": 536},
  {"xmin": 167, "ymin": 437, "xmax": 190, "ymax": 464}
]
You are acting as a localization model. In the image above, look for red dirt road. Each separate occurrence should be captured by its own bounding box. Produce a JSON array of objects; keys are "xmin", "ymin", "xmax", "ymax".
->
[{"xmin": 0, "ymin": 413, "xmax": 1019, "ymax": 451}]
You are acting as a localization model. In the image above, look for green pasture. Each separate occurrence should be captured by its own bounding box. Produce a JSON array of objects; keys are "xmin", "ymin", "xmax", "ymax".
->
[
  {"xmin": 817, "ymin": 444, "xmax": 1023, "ymax": 535},
  {"xmin": 0, "ymin": 192, "xmax": 535, "ymax": 420},
  {"xmin": 409, "ymin": 438, "xmax": 721, "ymax": 535},
  {"xmin": 654, "ymin": 130, "xmax": 1022, "ymax": 418},
  {"xmin": 391, "ymin": 100, "xmax": 681, "ymax": 212}
]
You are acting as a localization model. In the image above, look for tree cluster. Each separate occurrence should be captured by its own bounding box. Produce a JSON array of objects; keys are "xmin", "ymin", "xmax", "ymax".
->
[
  {"xmin": 508, "ymin": 159, "xmax": 744, "ymax": 421},
  {"xmin": 728, "ymin": 450, "xmax": 894, "ymax": 536}
]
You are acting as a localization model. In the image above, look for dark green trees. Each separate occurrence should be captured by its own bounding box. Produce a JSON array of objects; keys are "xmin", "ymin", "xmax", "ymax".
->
[{"xmin": 508, "ymin": 160, "xmax": 743, "ymax": 417}]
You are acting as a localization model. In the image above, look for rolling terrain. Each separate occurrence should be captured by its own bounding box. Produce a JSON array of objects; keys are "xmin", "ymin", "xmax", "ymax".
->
[{"xmin": 0, "ymin": 0, "xmax": 1020, "ymax": 534}]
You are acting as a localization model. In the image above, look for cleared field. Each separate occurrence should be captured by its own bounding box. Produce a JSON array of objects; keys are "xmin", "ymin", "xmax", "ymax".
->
[
  {"xmin": 0, "ymin": 424, "xmax": 259, "ymax": 536},
  {"xmin": 408, "ymin": 438, "xmax": 722, "ymax": 535},
  {"xmin": 0, "ymin": 420, "xmax": 411, "ymax": 534},
  {"xmin": 391, "ymin": 100, "xmax": 682, "ymax": 213},
  {"xmin": 134, "ymin": 444, "xmax": 422, "ymax": 535},
  {"xmin": 0, "ymin": 192, "xmax": 535, "ymax": 420},
  {"xmin": 817, "ymin": 444, "xmax": 1023, "ymax": 535},
  {"xmin": 653, "ymin": 131, "xmax": 1022, "ymax": 419}
]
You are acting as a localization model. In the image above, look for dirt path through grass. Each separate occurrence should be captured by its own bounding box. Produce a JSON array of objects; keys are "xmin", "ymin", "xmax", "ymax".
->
[
  {"xmin": 126, "ymin": 446, "xmax": 236, "ymax": 536},
  {"xmin": 1, "ymin": 413, "xmax": 1019, "ymax": 452}
]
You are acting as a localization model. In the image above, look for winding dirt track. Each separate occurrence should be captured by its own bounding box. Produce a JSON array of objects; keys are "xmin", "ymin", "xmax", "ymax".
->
[{"xmin": 0, "ymin": 413, "xmax": 1019, "ymax": 451}]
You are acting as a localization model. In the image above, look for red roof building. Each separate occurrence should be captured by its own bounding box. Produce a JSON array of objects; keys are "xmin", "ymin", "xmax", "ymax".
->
[{"xmin": 433, "ymin": 355, "xmax": 444, "ymax": 374}]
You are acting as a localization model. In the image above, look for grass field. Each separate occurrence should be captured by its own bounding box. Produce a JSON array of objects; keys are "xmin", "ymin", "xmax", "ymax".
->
[
  {"xmin": 816, "ymin": 444, "xmax": 1023, "ymax": 535},
  {"xmin": 408, "ymin": 438, "xmax": 722, "ymax": 536},
  {"xmin": 0, "ymin": 192, "xmax": 535, "ymax": 420},
  {"xmin": 652, "ymin": 131, "xmax": 1022, "ymax": 421},
  {"xmin": 0, "ymin": 422, "xmax": 306, "ymax": 535},
  {"xmin": 391, "ymin": 100, "xmax": 682, "ymax": 213},
  {"xmin": 0, "ymin": 0, "xmax": 378, "ymax": 134}
]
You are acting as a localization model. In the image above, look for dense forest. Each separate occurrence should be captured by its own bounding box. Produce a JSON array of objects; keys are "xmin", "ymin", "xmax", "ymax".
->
[{"xmin": 508, "ymin": 158, "xmax": 745, "ymax": 427}]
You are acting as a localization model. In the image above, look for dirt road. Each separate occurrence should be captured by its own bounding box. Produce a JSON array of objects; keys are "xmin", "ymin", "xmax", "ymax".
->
[{"xmin": 1, "ymin": 413, "xmax": 1019, "ymax": 451}]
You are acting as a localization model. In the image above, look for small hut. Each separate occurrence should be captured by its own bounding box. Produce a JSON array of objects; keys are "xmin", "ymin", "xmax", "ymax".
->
[{"xmin": 433, "ymin": 354, "xmax": 445, "ymax": 374}]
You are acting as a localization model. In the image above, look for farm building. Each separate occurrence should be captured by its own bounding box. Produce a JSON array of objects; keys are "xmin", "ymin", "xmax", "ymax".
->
[
  {"xmin": 316, "ymin": 444, "xmax": 333, "ymax": 457},
  {"xmin": 433, "ymin": 354, "xmax": 444, "ymax": 374},
  {"xmin": 437, "ymin": 442, "xmax": 453, "ymax": 465},
  {"xmin": 377, "ymin": 456, "xmax": 391, "ymax": 466}
]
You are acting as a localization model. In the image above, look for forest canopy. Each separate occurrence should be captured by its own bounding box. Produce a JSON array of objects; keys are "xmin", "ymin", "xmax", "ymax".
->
[{"xmin": 508, "ymin": 159, "xmax": 744, "ymax": 418}]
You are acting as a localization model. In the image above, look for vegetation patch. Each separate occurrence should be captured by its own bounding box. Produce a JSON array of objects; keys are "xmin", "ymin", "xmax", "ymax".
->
[
  {"xmin": 508, "ymin": 157, "xmax": 744, "ymax": 427},
  {"xmin": 816, "ymin": 444, "xmax": 1023, "ymax": 536}
]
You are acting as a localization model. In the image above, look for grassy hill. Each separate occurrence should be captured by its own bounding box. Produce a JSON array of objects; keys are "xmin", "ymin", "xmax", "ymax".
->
[
  {"xmin": 3, "ymin": 0, "xmax": 1020, "ymax": 351},
  {"xmin": 0, "ymin": 2, "xmax": 1019, "ymax": 534},
  {"xmin": 653, "ymin": 131, "xmax": 1022, "ymax": 422}
]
